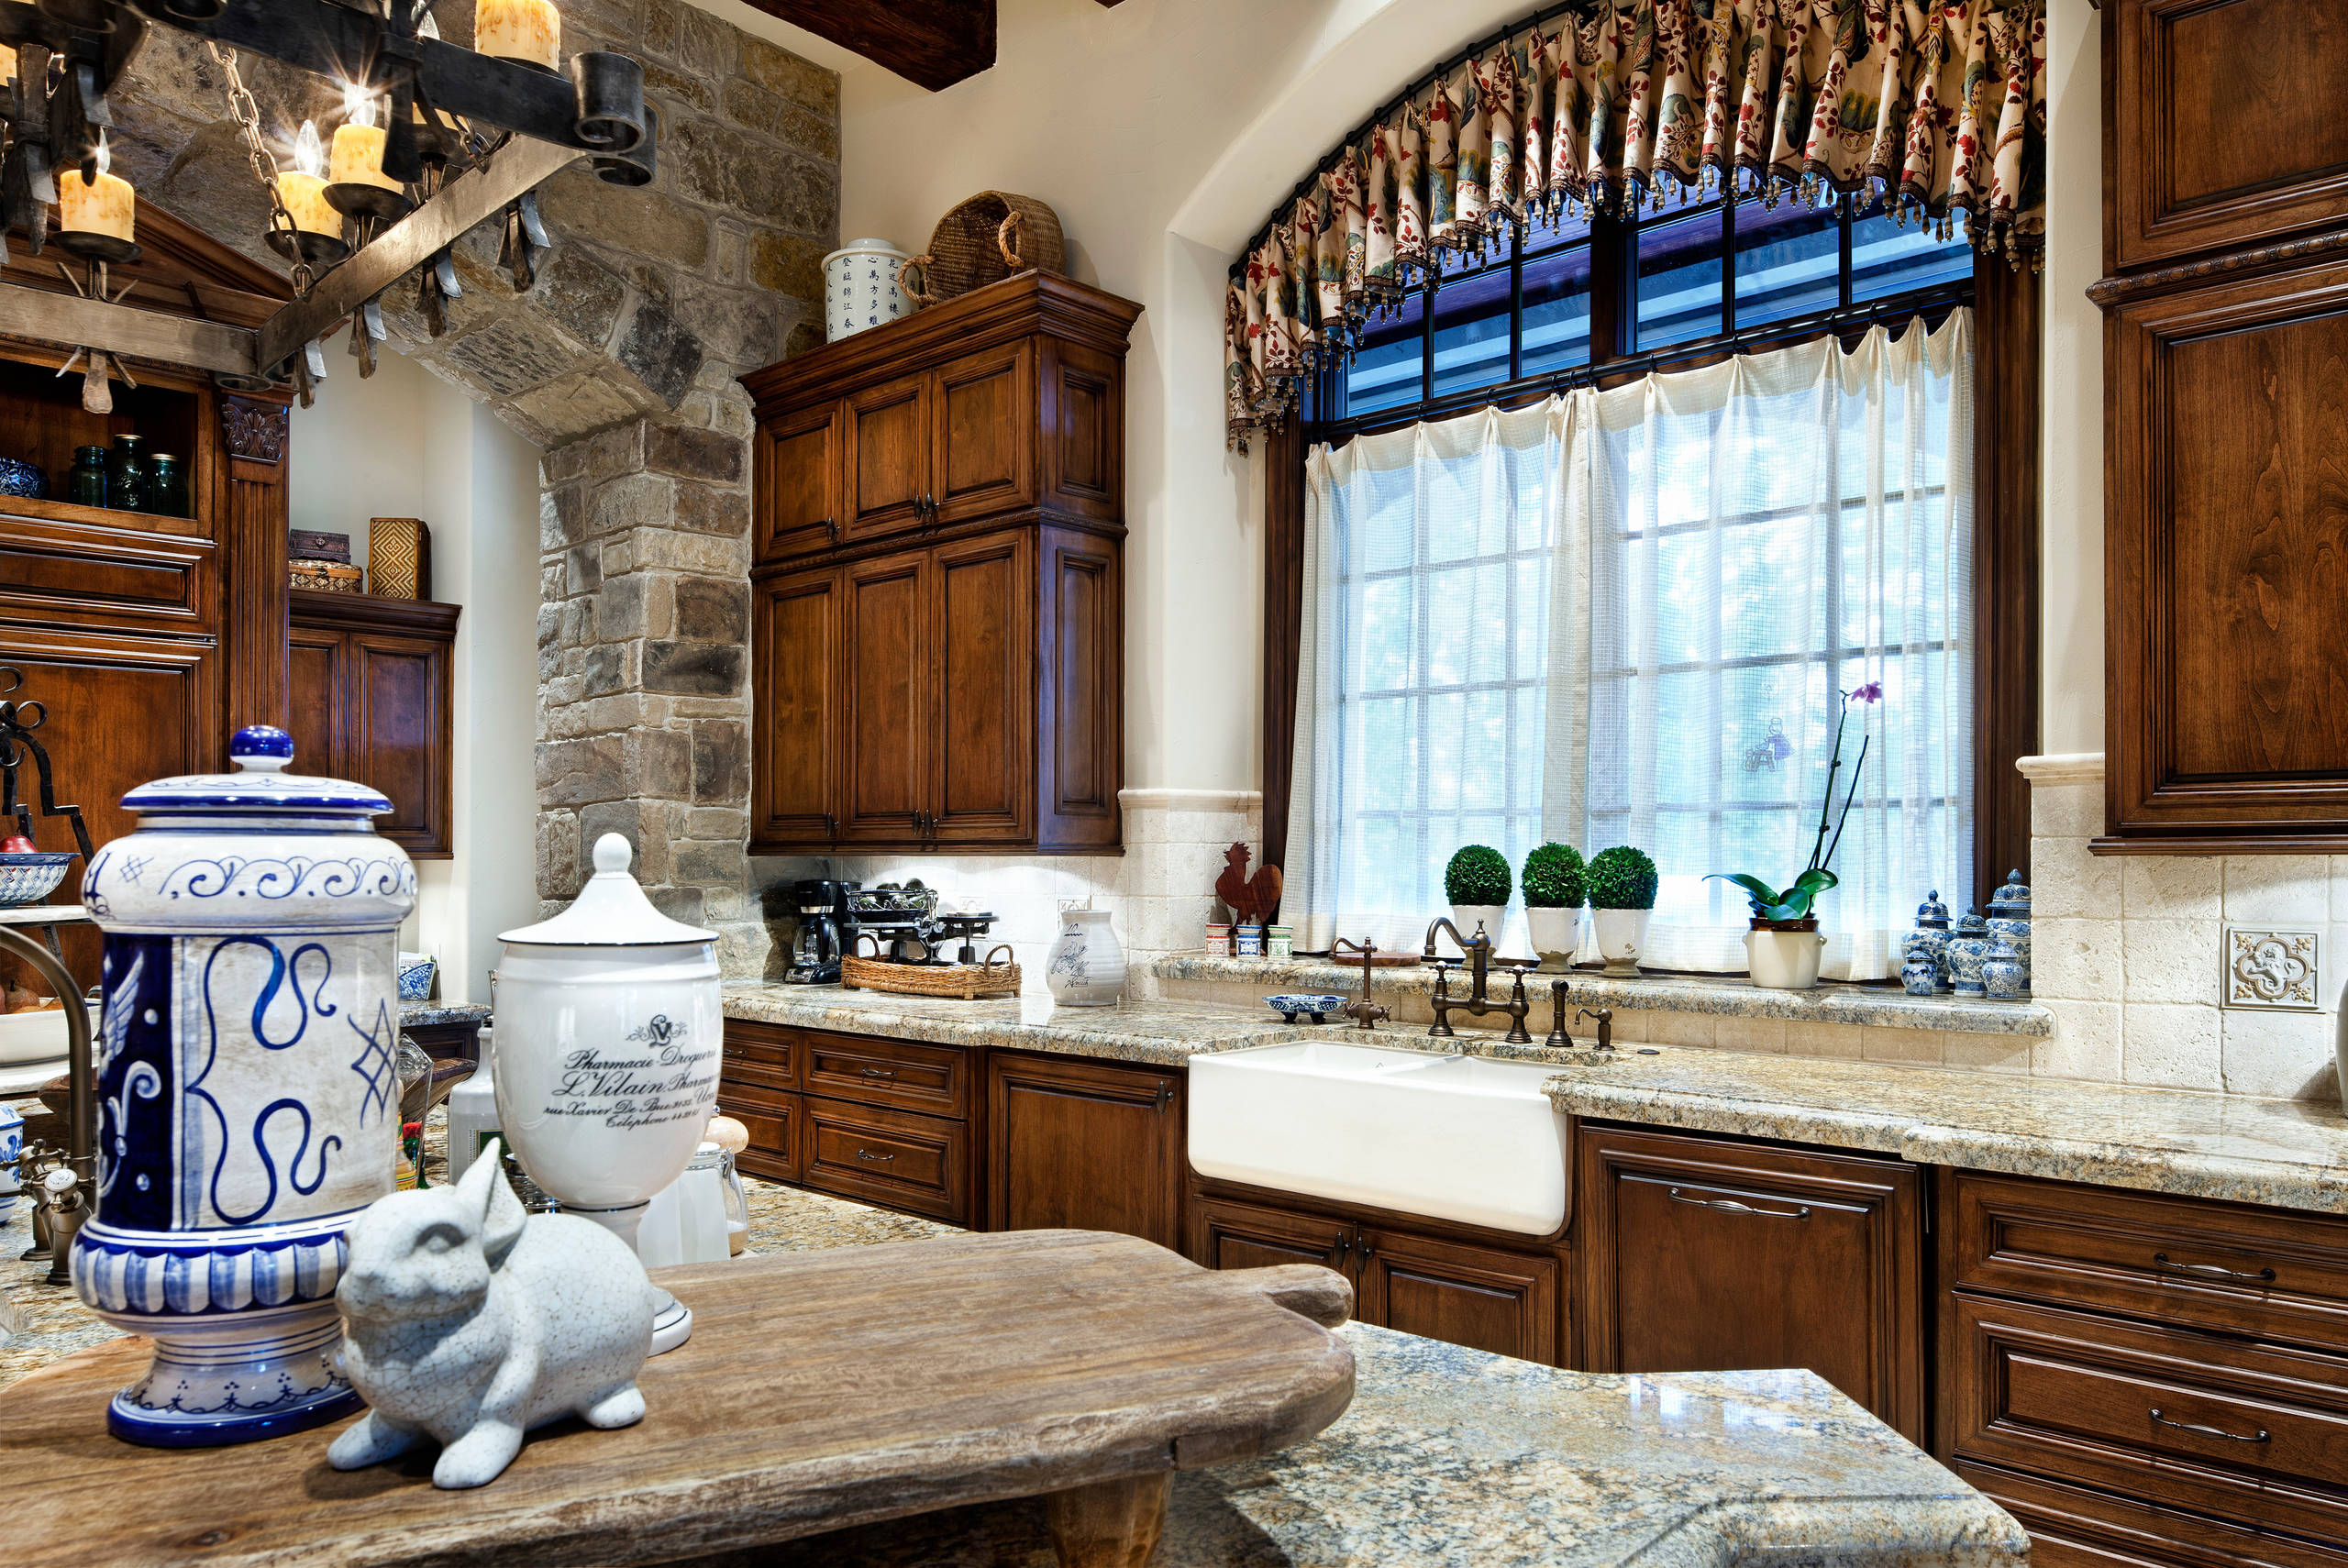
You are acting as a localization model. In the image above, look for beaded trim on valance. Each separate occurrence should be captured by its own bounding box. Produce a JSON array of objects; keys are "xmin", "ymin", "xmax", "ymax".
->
[{"xmin": 1224, "ymin": 0, "xmax": 2046, "ymax": 452}]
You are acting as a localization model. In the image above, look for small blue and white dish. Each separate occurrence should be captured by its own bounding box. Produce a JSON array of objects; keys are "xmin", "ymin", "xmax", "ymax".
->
[
  {"xmin": 0, "ymin": 457, "xmax": 49, "ymax": 501},
  {"xmin": 396, "ymin": 952, "xmax": 437, "ymax": 1001},
  {"xmin": 1266, "ymin": 993, "xmax": 1346, "ymax": 1024}
]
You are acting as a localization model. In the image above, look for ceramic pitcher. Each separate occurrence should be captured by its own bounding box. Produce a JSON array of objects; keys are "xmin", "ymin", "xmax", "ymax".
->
[
  {"xmin": 1046, "ymin": 903, "xmax": 1126, "ymax": 1007},
  {"xmin": 72, "ymin": 725, "xmax": 415, "ymax": 1446}
]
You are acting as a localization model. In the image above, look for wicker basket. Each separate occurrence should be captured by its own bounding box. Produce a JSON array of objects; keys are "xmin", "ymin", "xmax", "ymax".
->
[
  {"xmin": 841, "ymin": 948, "xmax": 1021, "ymax": 1000},
  {"xmin": 290, "ymin": 560, "xmax": 364, "ymax": 594},
  {"xmin": 899, "ymin": 192, "xmax": 1065, "ymax": 309}
]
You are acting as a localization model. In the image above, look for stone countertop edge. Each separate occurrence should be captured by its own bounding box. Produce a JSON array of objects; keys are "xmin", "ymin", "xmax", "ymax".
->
[
  {"xmin": 398, "ymin": 1000, "xmax": 491, "ymax": 1026},
  {"xmin": 1153, "ymin": 955, "xmax": 2055, "ymax": 1036}
]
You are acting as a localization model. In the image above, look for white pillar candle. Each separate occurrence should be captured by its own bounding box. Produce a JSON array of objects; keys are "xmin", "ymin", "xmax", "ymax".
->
[
  {"xmin": 276, "ymin": 121, "xmax": 340, "ymax": 234},
  {"xmin": 59, "ymin": 150, "xmax": 134, "ymax": 243},
  {"xmin": 476, "ymin": 0, "xmax": 560, "ymax": 71}
]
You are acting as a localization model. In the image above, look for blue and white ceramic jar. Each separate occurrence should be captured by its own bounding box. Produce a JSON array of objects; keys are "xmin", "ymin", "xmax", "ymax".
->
[
  {"xmin": 1986, "ymin": 869, "xmax": 2032, "ymax": 994},
  {"xmin": 1946, "ymin": 909, "xmax": 1993, "ymax": 999},
  {"xmin": 823, "ymin": 237, "xmax": 911, "ymax": 341},
  {"xmin": 1905, "ymin": 890, "xmax": 1952, "ymax": 993},
  {"xmin": 1900, "ymin": 943, "xmax": 1941, "ymax": 996},
  {"xmin": 71, "ymin": 726, "xmax": 415, "ymax": 1447},
  {"xmin": 1983, "ymin": 933, "xmax": 2028, "ymax": 1000},
  {"xmin": 0, "ymin": 1098, "xmax": 20, "ymax": 1221}
]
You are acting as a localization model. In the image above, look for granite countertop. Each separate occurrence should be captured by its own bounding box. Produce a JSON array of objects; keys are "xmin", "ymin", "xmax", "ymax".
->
[
  {"xmin": 399, "ymin": 1000, "xmax": 490, "ymax": 1027},
  {"xmin": 748, "ymin": 1323, "xmax": 2023, "ymax": 1568},
  {"xmin": 723, "ymin": 985, "xmax": 2348, "ymax": 1215},
  {"xmin": 1156, "ymin": 955, "xmax": 2054, "ymax": 1035}
]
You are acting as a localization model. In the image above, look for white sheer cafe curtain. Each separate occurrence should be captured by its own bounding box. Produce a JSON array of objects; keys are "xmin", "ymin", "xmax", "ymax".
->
[{"xmin": 1285, "ymin": 313, "xmax": 1975, "ymax": 980}]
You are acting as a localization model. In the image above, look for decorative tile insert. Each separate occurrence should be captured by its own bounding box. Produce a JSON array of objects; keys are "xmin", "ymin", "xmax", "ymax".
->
[{"xmin": 2220, "ymin": 925, "xmax": 2321, "ymax": 1011}]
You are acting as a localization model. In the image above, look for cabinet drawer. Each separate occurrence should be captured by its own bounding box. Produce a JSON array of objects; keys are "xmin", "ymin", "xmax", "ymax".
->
[
  {"xmin": 804, "ymin": 1032, "xmax": 968, "ymax": 1118},
  {"xmin": 720, "ymin": 1090, "xmax": 802, "ymax": 1186},
  {"xmin": 721, "ymin": 1019, "xmax": 803, "ymax": 1092},
  {"xmin": 1959, "ymin": 1460, "xmax": 2348, "ymax": 1568},
  {"xmin": 803, "ymin": 1098, "xmax": 969, "ymax": 1223},
  {"xmin": 1953, "ymin": 1293, "xmax": 2348, "ymax": 1542},
  {"xmin": 1953, "ymin": 1172, "xmax": 2348, "ymax": 1353}
]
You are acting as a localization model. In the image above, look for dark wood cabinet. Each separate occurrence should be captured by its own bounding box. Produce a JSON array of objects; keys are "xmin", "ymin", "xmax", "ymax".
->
[
  {"xmin": 1188, "ymin": 1191, "xmax": 1560, "ymax": 1364},
  {"xmin": 987, "ymin": 1052, "xmax": 1182, "ymax": 1249},
  {"xmin": 1577, "ymin": 1122, "xmax": 1927, "ymax": 1442},
  {"xmin": 2099, "ymin": 2, "xmax": 2348, "ymax": 851},
  {"xmin": 743, "ymin": 272, "xmax": 1138, "ymax": 856},
  {"xmin": 286, "ymin": 590, "xmax": 460, "ymax": 857}
]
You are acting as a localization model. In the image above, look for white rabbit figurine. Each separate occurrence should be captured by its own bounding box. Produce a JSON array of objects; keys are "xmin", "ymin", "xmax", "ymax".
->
[{"xmin": 327, "ymin": 1136, "xmax": 656, "ymax": 1489}]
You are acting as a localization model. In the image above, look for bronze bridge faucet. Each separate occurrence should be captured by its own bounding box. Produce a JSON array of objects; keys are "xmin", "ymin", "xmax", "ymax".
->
[{"xmin": 1422, "ymin": 916, "xmax": 1534, "ymax": 1043}]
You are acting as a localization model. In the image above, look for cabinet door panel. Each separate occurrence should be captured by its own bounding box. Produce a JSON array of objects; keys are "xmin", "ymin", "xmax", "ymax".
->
[
  {"xmin": 1042, "ymin": 341, "xmax": 1122, "ymax": 522},
  {"xmin": 845, "ymin": 372, "xmax": 930, "ymax": 540},
  {"xmin": 1039, "ymin": 526, "xmax": 1120, "ymax": 847},
  {"xmin": 931, "ymin": 343, "xmax": 1033, "ymax": 525},
  {"xmin": 2110, "ymin": 0, "xmax": 2348, "ymax": 268},
  {"xmin": 287, "ymin": 626, "xmax": 343, "ymax": 779},
  {"xmin": 1578, "ymin": 1124, "xmax": 1926, "ymax": 1441},
  {"xmin": 1959, "ymin": 1460, "xmax": 2348, "ymax": 1568},
  {"xmin": 755, "ymin": 401, "xmax": 841, "ymax": 563},
  {"xmin": 1357, "ymin": 1228, "xmax": 1559, "ymax": 1366},
  {"xmin": 988, "ymin": 1053, "xmax": 1180, "ymax": 1248},
  {"xmin": 1189, "ymin": 1194, "xmax": 1352, "ymax": 1275},
  {"xmin": 840, "ymin": 549, "xmax": 929, "ymax": 842},
  {"xmin": 933, "ymin": 530, "xmax": 1032, "ymax": 844},
  {"xmin": 751, "ymin": 568, "xmax": 840, "ymax": 851},
  {"xmin": 350, "ymin": 632, "xmax": 450, "ymax": 855},
  {"xmin": 721, "ymin": 1090, "xmax": 803, "ymax": 1185}
]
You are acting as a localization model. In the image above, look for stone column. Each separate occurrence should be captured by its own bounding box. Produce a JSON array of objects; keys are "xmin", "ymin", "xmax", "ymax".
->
[{"xmin": 536, "ymin": 401, "xmax": 763, "ymax": 975}]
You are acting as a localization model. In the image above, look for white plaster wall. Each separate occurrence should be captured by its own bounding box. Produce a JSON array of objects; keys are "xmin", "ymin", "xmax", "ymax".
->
[
  {"xmin": 2040, "ymin": 0, "xmax": 2102, "ymax": 756},
  {"xmin": 287, "ymin": 355, "xmax": 542, "ymax": 1004}
]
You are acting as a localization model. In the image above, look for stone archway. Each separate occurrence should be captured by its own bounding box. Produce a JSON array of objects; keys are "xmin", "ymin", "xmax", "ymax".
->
[{"xmin": 100, "ymin": 4, "xmax": 840, "ymax": 969}]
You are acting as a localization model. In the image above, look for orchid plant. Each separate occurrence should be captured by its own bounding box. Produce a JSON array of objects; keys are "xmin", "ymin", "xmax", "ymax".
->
[{"xmin": 1711, "ymin": 681, "xmax": 1882, "ymax": 924}]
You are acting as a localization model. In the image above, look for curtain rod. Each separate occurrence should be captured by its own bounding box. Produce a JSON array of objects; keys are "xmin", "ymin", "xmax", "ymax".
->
[{"xmin": 1229, "ymin": 0, "xmax": 1608, "ymax": 279}]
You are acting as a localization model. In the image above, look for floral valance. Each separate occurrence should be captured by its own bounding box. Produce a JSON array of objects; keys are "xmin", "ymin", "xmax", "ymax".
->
[{"xmin": 1224, "ymin": 0, "xmax": 2046, "ymax": 451}]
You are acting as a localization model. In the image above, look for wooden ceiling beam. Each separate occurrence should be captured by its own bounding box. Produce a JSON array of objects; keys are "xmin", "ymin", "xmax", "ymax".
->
[{"xmin": 742, "ymin": 0, "xmax": 996, "ymax": 92}]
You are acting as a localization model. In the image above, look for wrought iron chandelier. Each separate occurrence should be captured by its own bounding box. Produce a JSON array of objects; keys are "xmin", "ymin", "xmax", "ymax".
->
[{"xmin": 0, "ymin": 0, "xmax": 657, "ymax": 403}]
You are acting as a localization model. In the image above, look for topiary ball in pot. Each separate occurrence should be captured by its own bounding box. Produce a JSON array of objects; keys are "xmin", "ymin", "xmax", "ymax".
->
[
  {"xmin": 1586, "ymin": 845, "xmax": 1658, "ymax": 977},
  {"xmin": 1522, "ymin": 843, "xmax": 1586, "ymax": 968},
  {"xmin": 1443, "ymin": 845, "xmax": 1511, "ymax": 953}
]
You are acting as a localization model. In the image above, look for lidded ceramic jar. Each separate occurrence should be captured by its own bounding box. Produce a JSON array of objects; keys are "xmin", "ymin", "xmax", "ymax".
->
[
  {"xmin": 1983, "ymin": 933, "xmax": 2028, "ymax": 1000},
  {"xmin": 493, "ymin": 833, "xmax": 721, "ymax": 1353},
  {"xmin": 1905, "ymin": 889, "xmax": 1951, "ymax": 993},
  {"xmin": 72, "ymin": 724, "xmax": 415, "ymax": 1446},
  {"xmin": 1946, "ymin": 908, "xmax": 1993, "ymax": 999},
  {"xmin": 1985, "ymin": 869, "xmax": 2032, "ymax": 991}
]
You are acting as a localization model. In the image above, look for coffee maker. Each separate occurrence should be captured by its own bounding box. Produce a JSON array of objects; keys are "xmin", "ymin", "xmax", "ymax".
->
[{"xmin": 783, "ymin": 878, "xmax": 857, "ymax": 984}]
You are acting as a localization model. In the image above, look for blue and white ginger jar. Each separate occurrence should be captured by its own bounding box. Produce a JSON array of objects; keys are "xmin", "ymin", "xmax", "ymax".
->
[
  {"xmin": 1945, "ymin": 909, "xmax": 1993, "ymax": 999},
  {"xmin": 1904, "ymin": 889, "xmax": 1951, "ymax": 993},
  {"xmin": 71, "ymin": 725, "xmax": 415, "ymax": 1447},
  {"xmin": 1983, "ymin": 933, "xmax": 2028, "ymax": 1000},
  {"xmin": 1985, "ymin": 869, "xmax": 2032, "ymax": 993},
  {"xmin": 0, "ymin": 1098, "xmax": 20, "ymax": 1221},
  {"xmin": 1900, "ymin": 943, "xmax": 1941, "ymax": 996}
]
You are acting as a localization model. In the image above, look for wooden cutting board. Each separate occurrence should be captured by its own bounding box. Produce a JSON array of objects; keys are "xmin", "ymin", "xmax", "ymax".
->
[{"xmin": 5, "ymin": 1231, "xmax": 1355, "ymax": 1568}]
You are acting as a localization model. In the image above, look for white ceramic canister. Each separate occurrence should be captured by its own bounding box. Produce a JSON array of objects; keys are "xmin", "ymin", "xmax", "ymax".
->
[
  {"xmin": 824, "ymin": 237, "xmax": 911, "ymax": 341},
  {"xmin": 1046, "ymin": 904, "xmax": 1126, "ymax": 1007},
  {"xmin": 72, "ymin": 724, "xmax": 415, "ymax": 1446},
  {"xmin": 493, "ymin": 833, "xmax": 721, "ymax": 1353}
]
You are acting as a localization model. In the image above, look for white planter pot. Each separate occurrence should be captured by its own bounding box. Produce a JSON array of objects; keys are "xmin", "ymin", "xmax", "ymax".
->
[
  {"xmin": 1745, "ymin": 926, "xmax": 1827, "ymax": 989},
  {"xmin": 1525, "ymin": 906, "xmax": 1581, "ymax": 967},
  {"xmin": 1447, "ymin": 904, "xmax": 1506, "ymax": 956},
  {"xmin": 824, "ymin": 237, "xmax": 911, "ymax": 341},
  {"xmin": 1592, "ymin": 908, "xmax": 1651, "ymax": 976},
  {"xmin": 1047, "ymin": 907, "xmax": 1126, "ymax": 1007}
]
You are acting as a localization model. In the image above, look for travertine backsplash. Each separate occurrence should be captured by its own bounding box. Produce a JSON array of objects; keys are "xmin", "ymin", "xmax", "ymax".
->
[
  {"xmin": 748, "ymin": 790, "xmax": 1262, "ymax": 1000},
  {"xmin": 2025, "ymin": 755, "xmax": 2344, "ymax": 1100}
]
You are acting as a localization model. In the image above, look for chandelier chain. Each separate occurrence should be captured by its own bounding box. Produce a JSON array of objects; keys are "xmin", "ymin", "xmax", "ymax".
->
[{"xmin": 206, "ymin": 42, "xmax": 316, "ymax": 297}]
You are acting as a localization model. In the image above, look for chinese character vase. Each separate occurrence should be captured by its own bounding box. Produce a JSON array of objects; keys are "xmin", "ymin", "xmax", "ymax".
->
[
  {"xmin": 493, "ymin": 833, "xmax": 721, "ymax": 1355},
  {"xmin": 71, "ymin": 725, "xmax": 415, "ymax": 1447}
]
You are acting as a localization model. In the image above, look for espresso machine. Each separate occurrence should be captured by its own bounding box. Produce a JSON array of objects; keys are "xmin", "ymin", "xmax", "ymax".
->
[{"xmin": 783, "ymin": 878, "xmax": 858, "ymax": 984}]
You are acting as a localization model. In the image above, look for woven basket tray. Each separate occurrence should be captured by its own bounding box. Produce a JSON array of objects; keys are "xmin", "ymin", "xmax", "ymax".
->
[
  {"xmin": 900, "ymin": 191, "xmax": 1064, "ymax": 309},
  {"xmin": 841, "ymin": 950, "xmax": 1021, "ymax": 1000}
]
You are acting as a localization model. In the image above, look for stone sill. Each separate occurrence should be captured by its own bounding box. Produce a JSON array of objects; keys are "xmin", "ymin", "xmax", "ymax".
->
[{"xmin": 1150, "ymin": 955, "xmax": 2054, "ymax": 1037}]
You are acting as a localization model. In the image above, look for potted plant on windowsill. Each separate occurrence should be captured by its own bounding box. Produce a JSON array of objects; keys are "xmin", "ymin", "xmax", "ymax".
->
[
  {"xmin": 1711, "ymin": 681, "xmax": 1881, "ymax": 990},
  {"xmin": 1522, "ymin": 842, "xmax": 1586, "ymax": 969},
  {"xmin": 1587, "ymin": 846, "xmax": 1657, "ymax": 976},
  {"xmin": 1444, "ymin": 845, "xmax": 1511, "ymax": 955}
]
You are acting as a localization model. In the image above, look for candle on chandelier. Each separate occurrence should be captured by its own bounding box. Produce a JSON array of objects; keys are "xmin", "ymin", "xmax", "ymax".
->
[
  {"xmin": 476, "ymin": 0, "xmax": 561, "ymax": 71},
  {"xmin": 274, "ymin": 121, "xmax": 340, "ymax": 236},
  {"xmin": 328, "ymin": 85, "xmax": 402, "ymax": 193},
  {"xmin": 58, "ymin": 134, "xmax": 135, "ymax": 243}
]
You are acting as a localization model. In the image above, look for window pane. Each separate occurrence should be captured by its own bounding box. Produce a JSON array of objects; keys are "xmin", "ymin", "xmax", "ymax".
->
[
  {"xmin": 1521, "ymin": 239, "xmax": 1593, "ymax": 377},
  {"xmin": 1342, "ymin": 287, "xmax": 1425, "ymax": 418},
  {"xmin": 1733, "ymin": 197, "xmax": 1841, "ymax": 327},
  {"xmin": 1636, "ymin": 204, "xmax": 1726, "ymax": 350},
  {"xmin": 1849, "ymin": 204, "xmax": 1973, "ymax": 303},
  {"xmin": 1430, "ymin": 260, "xmax": 1512, "ymax": 398}
]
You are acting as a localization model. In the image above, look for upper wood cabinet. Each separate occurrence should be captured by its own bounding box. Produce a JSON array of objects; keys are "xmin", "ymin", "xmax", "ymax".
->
[
  {"xmin": 2108, "ymin": 0, "xmax": 2348, "ymax": 271},
  {"xmin": 2099, "ymin": 3, "xmax": 2348, "ymax": 851},
  {"xmin": 742, "ymin": 272, "xmax": 1139, "ymax": 856},
  {"xmin": 287, "ymin": 590, "xmax": 460, "ymax": 857}
]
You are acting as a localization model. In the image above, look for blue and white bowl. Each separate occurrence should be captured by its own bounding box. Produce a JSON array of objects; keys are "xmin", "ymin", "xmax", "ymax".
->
[
  {"xmin": 0, "ymin": 852, "xmax": 75, "ymax": 908},
  {"xmin": 1266, "ymin": 993, "xmax": 1346, "ymax": 1024},
  {"xmin": 396, "ymin": 952, "xmax": 437, "ymax": 1001}
]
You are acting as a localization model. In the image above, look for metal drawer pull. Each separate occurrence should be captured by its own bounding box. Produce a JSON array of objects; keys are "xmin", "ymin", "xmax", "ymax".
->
[
  {"xmin": 856, "ymin": 1148, "xmax": 895, "ymax": 1164},
  {"xmin": 2150, "ymin": 1408, "xmax": 2269, "ymax": 1444},
  {"xmin": 1667, "ymin": 1187, "xmax": 1810, "ymax": 1220},
  {"xmin": 859, "ymin": 1066, "xmax": 898, "ymax": 1079},
  {"xmin": 2154, "ymin": 1253, "xmax": 2276, "ymax": 1285}
]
